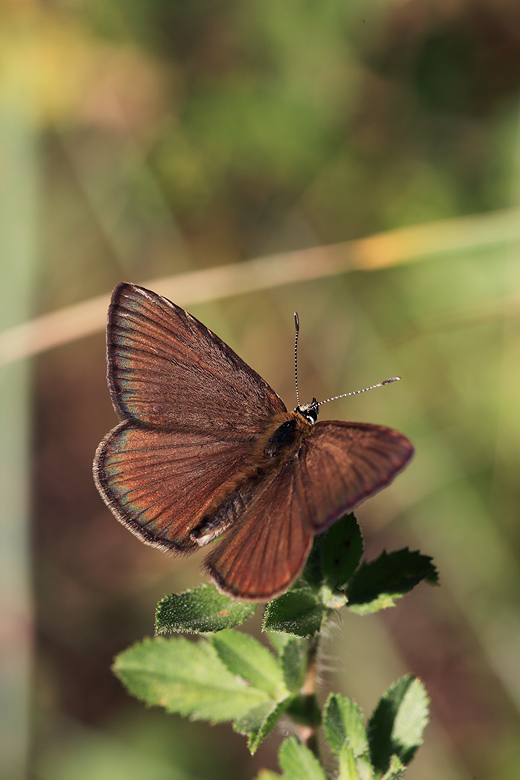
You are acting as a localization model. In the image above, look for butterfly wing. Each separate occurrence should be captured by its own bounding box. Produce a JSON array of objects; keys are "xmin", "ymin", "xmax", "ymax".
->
[
  {"xmin": 94, "ymin": 283, "xmax": 287, "ymax": 549},
  {"xmin": 203, "ymin": 459, "xmax": 314, "ymax": 600},
  {"xmin": 298, "ymin": 421, "xmax": 414, "ymax": 532},
  {"xmin": 106, "ymin": 283, "xmax": 286, "ymax": 431},
  {"xmin": 96, "ymin": 283, "xmax": 414, "ymax": 599},
  {"xmin": 94, "ymin": 420, "xmax": 265, "ymax": 551},
  {"xmin": 204, "ymin": 421, "xmax": 414, "ymax": 600}
]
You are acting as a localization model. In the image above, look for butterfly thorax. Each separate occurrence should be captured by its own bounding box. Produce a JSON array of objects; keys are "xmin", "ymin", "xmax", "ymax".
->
[
  {"xmin": 256, "ymin": 408, "xmax": 315, "ymax": 463},
  {"xmin": 190, "ymin": 408, "xmax": 315, "ymax": 546}
]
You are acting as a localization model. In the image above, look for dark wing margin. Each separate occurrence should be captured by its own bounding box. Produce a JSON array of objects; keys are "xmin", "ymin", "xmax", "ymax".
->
[
  {"xmin": 93, "ymin": 420, "xmax": 257, "ymax": 551},
  {"xmin": 106, "ymin": 283, "xmax": 286, "ymax": 431}
]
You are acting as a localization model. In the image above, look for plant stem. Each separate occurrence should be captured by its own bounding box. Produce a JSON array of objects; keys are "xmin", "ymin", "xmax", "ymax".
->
[{"xmin": 293, "ymin": 635, "xmax": 320, "ymax": 759}]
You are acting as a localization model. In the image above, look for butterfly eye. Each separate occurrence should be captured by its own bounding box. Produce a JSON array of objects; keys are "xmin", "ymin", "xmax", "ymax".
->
[{"xmin": 295, "ymin": 398, "xmax": 319, "ymax": 425}]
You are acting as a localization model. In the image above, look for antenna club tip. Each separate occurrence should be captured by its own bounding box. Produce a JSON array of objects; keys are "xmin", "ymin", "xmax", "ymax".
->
[
  {"xmin": 382, "ymin": 376, "xmax": 400, "ymax": 384},
  {"xmin": 294, "ymin": 312, "xmax": 299, "ymax": 326}
]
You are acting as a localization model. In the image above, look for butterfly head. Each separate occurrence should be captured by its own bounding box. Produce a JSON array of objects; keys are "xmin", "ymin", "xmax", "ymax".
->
[{"xmin": 295, "ymin": 398, "xmax": 319, "ymax": 425}]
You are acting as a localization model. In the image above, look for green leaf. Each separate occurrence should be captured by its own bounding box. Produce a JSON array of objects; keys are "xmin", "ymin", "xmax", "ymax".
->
[
  {"xmin": 380, "ymin": 754, "xmax": 405, "ymax": 780},
  {"xmin": 281, "ymin": 638, "xmax": 307, "ymax": 693},
  {"xmin": 299, "ymin": 535, "xmax": 325, "ymax": 589},
  {"xmin": 368, "ymin": 675, "xmax": 430, "ymax": 773},
  {"xmin": 346, "ymin": 549, "xmax": 439, "ymax": 615},
  {"xmin": 278, "ymin": 736, "xmax": 327, "ymax": 780},
  {"xmin": 264, "ymin": 590, "xmax": 328, "ymax": 637},
  {"xmin": 211, "ymin": 630, "xmax": 286, "ymax": 698},
  {"xmin": 339, "ymin": 745, "xmax": 359, "ymax": 780},
  {"xmin": 285, "ymin": 694, "xmax": 322, "ymax": 728},
  {"xmin": 267, "ymin": 630, "xmax": 293, "ymax": 656},
  {"xmin": 235, "ymin": 697, "xmax": 294, "ymax": 754},
  {"xmin": 321, "ymin": 514, "xmax": 363, "ymax": 591},
  {"xmin": 324, "ymin": 693, "xmax": 368, "ymax": 757},
  {"xmin": 355, "ymin": 756, "xmax": 376, "ymax": 780},
  {"xmin": 155, "ymin": 584, "xmax": 256, "ymax": 634},
  {"xmin": 113, "ymin": 636, "xmax": 269, "ymax": 722}
]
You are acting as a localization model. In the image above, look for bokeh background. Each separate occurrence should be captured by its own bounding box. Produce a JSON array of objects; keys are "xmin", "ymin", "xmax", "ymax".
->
[{"xmin": 2, "ymin": 0, "xmax": 520, "ymax": 778}]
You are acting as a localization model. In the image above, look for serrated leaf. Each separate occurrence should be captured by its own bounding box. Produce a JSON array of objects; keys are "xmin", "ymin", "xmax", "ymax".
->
[
  {"xmin": 324, "ymin": 693, "xmax": 368, "ymax": 757},
  {"xmin": 381, "ymin": 754, "xmax": 405, "ymax": 780},
  {"xmin": 321, "ymin": 514, "xmax": 363, "ymax": 591},
  {"xmin": 113, "ymin": 636, "xmax": 269, "ymax": 722},
  {"xmin": 235, "ymin": 697, "xmax": 294, "ymax": 754},
  {"xmin": 281, "ymin": 638, "xmax": 307, "ymax": 693},
  {"xmin": 211, "ymin": 630, "xmax": 286, "ymax": 698},
  {"xmin": 155, "ymin": 584, "xmax": 256, "ymax": 634},
  {"xmin": 390, "ymin": 678, "xmax": 429, "ymax": 764},
  {"xmin": 278, "ymin": 736, "xmax": 327, "ymax": 780},
  {"xmin": 346, "ymin": 549, "xmax": 438, "ymax": 615},
  {"xmin": 339, "ymin": 744, "xmax": 359, "ymax": 780},
  {"xmin": 368, "ymin": 675, "xmax": 430, "ymax": 773},
  {"xmin": 264, "ymin": 590, "xmax": 328, "ymax": 637}
]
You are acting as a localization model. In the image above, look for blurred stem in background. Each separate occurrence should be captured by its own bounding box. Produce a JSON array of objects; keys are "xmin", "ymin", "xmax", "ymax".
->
[
  {"xmin": 0, "ymin": 16, "xmax": 39, "ymax": 780},
  {"xmin": 1, "ymin": 206, "xmax": 520, "ymax": 367}
]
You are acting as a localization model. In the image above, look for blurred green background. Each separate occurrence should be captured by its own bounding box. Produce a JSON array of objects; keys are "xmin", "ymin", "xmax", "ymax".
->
[{"xmin": 2, "ymin": 0, "xmax": 520, "ymax": 778}]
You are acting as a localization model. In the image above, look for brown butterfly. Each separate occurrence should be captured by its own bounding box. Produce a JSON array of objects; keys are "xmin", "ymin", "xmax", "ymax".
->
[{"xmin": 93, "ymin": 283, "xmax": 414, "ymax": 601}]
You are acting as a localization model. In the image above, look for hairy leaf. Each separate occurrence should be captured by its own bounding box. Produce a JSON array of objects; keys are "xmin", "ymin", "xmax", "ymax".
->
[
  {"xmin": 278, "ymin": 736, "xmax": 327, "ymax": 780},
  {"xmin": 321, "ymin": 513, "xmax": 363, "ymax": 591},
  {"xmin": 211, "ymin": 630, "xmax": 286, "ymax": 697},
  {"xmin": 369, "ymin": 675, "xmax": 430, "ymax": 772},
  {"xmin": 264, "ymin": 590, "xmax": 328, "ymax": 637},
  {"xmin": 324, "ymin": 693, "xmax": 368, "ymax": 757},
  {"xmin": 347, "ymin": 549, "xmax": 438, "ymax": 615},
  {"xmin": 113, "ymin": 636, "xmax": 269, "ymax": 722},
  {"xmin": 155, "ymin": 584, "xmax": 256, "ymax": 634},
  {"xmin": 235, "ymin": 697, "xmax": 294, "ymax": 754}
]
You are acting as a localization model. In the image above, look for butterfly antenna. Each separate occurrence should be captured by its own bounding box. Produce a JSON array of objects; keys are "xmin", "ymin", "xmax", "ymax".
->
[
  {"xmin": 318, "ymin": 376, "xmax": 401, "ymax": 407},
  {"xmin": 294, "ymin": 312, "xmax": 301, "ymax": 408}
]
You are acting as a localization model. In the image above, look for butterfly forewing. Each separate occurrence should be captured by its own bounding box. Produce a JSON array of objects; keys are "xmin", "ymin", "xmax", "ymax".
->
[{"xmin": 107, "ymin": 283, "xmax": 286, "ymax": 431}]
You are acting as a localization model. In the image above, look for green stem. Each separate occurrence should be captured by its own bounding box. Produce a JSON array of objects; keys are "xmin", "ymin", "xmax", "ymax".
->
[{"xmin": 293, "ymin": 636, "xmax": 321, "ymax": 759}]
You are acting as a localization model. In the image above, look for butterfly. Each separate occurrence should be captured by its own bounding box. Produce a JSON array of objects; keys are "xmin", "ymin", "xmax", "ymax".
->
[{"xmin": 93, "ymin": 283, "xmax": 414, "ymax": 601}]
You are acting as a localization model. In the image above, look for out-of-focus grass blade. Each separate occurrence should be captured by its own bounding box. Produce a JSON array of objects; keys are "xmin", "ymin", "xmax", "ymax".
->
[{"xmin": 1, "ymin": 208, "xmax": 520, "ymax": 366}]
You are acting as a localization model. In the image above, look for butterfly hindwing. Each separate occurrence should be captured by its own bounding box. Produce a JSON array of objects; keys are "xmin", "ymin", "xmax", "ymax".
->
[
  {"xmin": 203, "ymin": 460, "xmax": 314, "ymax": 600},
  {"xmin": 94, "ymin": 420, "xmax": 258, "ymax": 551},
  {"xmin": 204, "ymin": 421, "xmax": 414, "ymax": 599}
]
